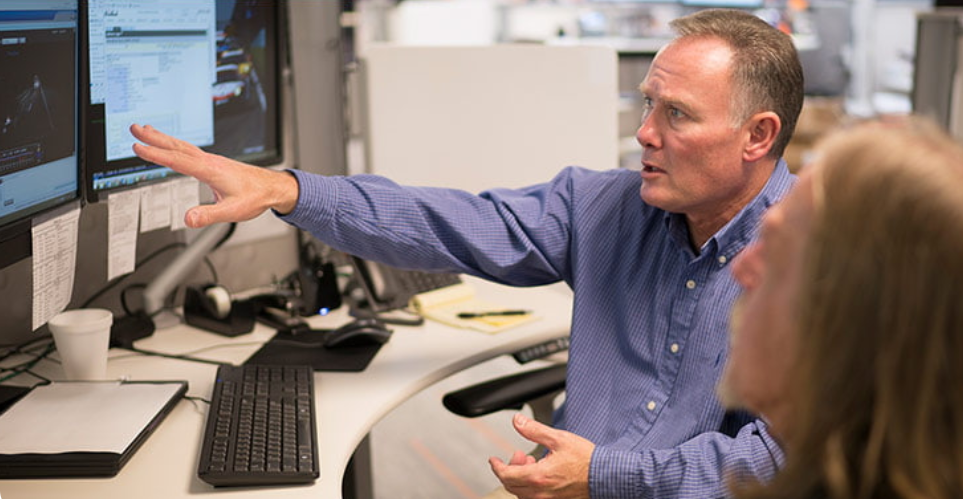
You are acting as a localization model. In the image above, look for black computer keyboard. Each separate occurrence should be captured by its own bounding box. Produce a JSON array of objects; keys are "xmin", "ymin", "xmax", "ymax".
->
[{"xmin": 198, "ymin": 364, "xmax": 319, "ymax": 487}]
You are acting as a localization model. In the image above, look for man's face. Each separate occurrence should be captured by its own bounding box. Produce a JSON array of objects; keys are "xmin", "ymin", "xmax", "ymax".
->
[
  {"xmin": 637, "ymin": 37, "xmax": 759, "ymax": 228},
  {"xmin": 719, "ymin": 170, "xmax": 816, "ymax": 435}
]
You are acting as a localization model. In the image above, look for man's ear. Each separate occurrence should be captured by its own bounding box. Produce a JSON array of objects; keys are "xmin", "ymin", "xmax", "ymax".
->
[{"xmin": 744, "ymin": 112, "xmax": 781, "ymax": 162}]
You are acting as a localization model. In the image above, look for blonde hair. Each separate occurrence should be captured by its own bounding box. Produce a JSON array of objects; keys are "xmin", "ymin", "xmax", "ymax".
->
[{"xmin": 738, "ymin": 117, "xmax": 963, "ymax": 499}]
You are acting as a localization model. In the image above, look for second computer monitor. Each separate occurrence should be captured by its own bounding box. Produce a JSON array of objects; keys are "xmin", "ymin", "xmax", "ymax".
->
[{"xmin": 82, "ymin": 0, "xmax": 285, "ymax": 202}]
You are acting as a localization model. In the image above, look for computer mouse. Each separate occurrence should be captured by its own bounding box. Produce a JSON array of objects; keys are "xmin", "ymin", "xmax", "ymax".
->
[{"xmin": 323, "ymin": 318, "xmax": 393, "ymax": 349}]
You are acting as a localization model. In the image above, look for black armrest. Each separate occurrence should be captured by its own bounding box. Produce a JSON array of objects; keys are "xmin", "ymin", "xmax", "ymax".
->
[{"xmin": 442, "ymin": 364, "xmax": 566, "ymax": 418}]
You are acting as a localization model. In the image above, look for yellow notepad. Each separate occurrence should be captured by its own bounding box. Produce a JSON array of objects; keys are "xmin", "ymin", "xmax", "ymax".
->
[{"xmin": 410, "ymin": 282, "xmax": 538, "ymax": 334}]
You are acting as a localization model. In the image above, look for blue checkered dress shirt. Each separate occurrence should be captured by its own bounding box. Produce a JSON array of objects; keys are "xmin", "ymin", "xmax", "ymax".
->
[{"xmin": 282, "ymin": 162, "xmax": 794, "ymax": 498}]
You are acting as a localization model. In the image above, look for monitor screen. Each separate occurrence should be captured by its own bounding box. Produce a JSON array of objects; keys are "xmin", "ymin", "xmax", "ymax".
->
[
  {"xmin": 0, "ymin": 0, "xmax": 81, "ymax": 269},
  {"xmin": 83, "ymin": 0, "xmax": 284, "ymax": 202}
]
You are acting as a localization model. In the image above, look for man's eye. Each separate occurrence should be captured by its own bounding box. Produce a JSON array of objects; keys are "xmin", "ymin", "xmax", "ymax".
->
[
  {"xmin": 668, "ymin": 107, "xmax": 684, "ymax": 119},
  {"xmin": 642, "ymin": 96, "xmax": 653, "ymax": 109}
]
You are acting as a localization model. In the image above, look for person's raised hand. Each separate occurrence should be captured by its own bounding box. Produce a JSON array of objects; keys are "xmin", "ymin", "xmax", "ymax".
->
[
  {"xmin": 489, "ymin": 413, "xmax": 594, "ymax": 499},
  {"xmin": 130, "ymin": 124, "xmax": 299, "ymax": 228}
]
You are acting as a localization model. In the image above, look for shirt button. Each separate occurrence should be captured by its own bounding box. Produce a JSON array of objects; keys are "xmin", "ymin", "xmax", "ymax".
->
[
  {"xmin": 685, "ymin": 280, "xmax": 696, "ymax": 289},
  {"xmin": 718, "ymin": 255, "xmax": 727, "ymax": 264},
  {"xmin": 647, "ymin": 401, "xmax": 657, "ymax": 411},
  {"xmin": 670, "ymin": 343, "xmax": 680, "ymax": 354}
]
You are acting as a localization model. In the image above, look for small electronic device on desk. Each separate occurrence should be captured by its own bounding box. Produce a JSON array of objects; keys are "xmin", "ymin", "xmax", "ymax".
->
[
  {"xmin": 348, "ymin": 255, "xmax": 539, "ymax": 334},
  {"xmin": 250, "ymin": 292, "xmax": 312, "ymax": 334},
  {"xmin": 348, "ymin": 255, "xmax": 463, "ymax": 325}
]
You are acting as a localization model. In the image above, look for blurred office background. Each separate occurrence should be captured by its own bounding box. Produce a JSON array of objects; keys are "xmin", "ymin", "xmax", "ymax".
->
[{"xmin": 339, "ymin": 0, "xmax": 934, "ymax": 177}]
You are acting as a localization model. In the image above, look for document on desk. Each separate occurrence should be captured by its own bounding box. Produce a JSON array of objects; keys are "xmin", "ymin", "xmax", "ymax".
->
[
  {"xmin": 0, "ymin": 380, "xmax": 186, "ymax": 478},
  {"xmin": 410, "ymin": 282, "xmax": 539, "ymax": 334}
]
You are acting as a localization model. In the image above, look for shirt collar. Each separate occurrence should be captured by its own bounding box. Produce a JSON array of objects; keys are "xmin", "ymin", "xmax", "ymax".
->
[{"xmin": 662, "ymin": 159, "xmax": 796, "ymax": 259}]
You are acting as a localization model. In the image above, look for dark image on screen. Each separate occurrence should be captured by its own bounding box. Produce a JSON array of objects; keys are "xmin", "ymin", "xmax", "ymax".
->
[
  {"xmin": 83, "ymin": 0, "xmax": 284, "ymax": 202},
  {"xmin": 0, "ymin": 28, "xmax": 76, "ymax": 177},
  {"xmin": 0, "ymin": 1, "xmax": 81, "ymax": 270},
  {"xmin": 209, "ymin": 0, "xmax": 279, "ymax": 162}
]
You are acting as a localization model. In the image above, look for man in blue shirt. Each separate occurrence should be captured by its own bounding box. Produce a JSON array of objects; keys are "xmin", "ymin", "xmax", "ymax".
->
[{"xmin": 131, "ymin": 9, "xmax": 803, "ymax": 498}]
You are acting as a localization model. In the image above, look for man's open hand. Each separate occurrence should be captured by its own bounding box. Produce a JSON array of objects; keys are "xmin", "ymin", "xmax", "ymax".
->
[{"xmin": 489, "ymin": 413, "xmax": 594, "ymax": 499}]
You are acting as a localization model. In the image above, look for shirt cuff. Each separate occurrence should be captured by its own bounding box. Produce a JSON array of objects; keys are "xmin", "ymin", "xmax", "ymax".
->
[
  {"xmin": 590, "ymin": 445, "xmax": 646, "ymax": 499},
  {"xmin": 276, "ymin": 169, "xmax": 340, "ymax": 231}
]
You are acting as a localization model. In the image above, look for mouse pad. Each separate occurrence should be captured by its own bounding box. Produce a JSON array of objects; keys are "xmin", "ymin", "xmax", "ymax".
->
[{"xmin": 243, "ymin": 328, "xmax": 384, "ymax": 372}]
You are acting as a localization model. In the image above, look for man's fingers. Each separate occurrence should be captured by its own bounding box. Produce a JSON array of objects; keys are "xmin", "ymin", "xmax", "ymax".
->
[
  {"xmin": 130, "ymin": 125, "xmax": 211, "ymax": 179},
  {"xmin": 131, "ymin": 141, "xmax": 203, "ymax": 178},
  {"xmin": 131, "ymin": 141, "xmax": 179, "ymax": 166},
  {"xmin": 183, "ymin": 206, "xmax": 213, "ymax": 229},
  {"xmin": 186, "ymin": 197, "xmax": 261, "ymax": 228},
  {"xmin": 508, "ymin": 450, "xmax": 531, "ymax": 466},
  {"xmin": 489, "ymin": 456, "xmax": 511, "ymax": 479},
  {"xmin": 489, "ymin": 456, "xmax": 526, "ymax": 486},
  {"xmin": 130, "ymin": 123, "xmax": 195, "ymax": 152},
  {"xmin": 512, "ymin": 413, "xmax": 559, "ymax": 451}
]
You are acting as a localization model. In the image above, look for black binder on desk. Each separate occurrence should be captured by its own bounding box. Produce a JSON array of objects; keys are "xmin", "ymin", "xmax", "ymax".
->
[{"xmin": 0, "ymin": 380, "xmax": 187, "ymax": 478}]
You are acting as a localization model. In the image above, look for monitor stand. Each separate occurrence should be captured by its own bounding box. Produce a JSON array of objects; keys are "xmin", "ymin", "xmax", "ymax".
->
[{"xmin": 111, "ymin": 223, "xmax": 234, "ymax": 348}]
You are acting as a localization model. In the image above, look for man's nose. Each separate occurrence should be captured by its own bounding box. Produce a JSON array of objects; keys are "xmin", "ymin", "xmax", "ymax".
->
[{"xmin": 636, "ymin": 112, "xmax": 660, "ymax": 149}]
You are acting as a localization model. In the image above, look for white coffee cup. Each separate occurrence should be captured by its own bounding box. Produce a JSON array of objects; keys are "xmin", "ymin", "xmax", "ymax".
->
[{"xmin": 48, "ymin": 308, "xmax": 113, "ymax": 380}]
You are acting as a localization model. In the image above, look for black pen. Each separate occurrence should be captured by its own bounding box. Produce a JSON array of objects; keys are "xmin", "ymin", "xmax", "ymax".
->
[{"xmin": 457, "ymin": 310, "xmax": 531, "ymax": 319}]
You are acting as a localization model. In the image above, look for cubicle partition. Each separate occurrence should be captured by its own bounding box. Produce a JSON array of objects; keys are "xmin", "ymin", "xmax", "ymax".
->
[{"xmin": 360, "ymin": 44, "xmax": 620, "ymax": 191}]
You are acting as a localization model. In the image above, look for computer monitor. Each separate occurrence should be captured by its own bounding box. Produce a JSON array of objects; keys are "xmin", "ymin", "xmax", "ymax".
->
[
  {"xmin": 0, "ymin": 0, "xmax": 81, "ymax": 270},
  {"xmin": 82, "ymin": 0, "xmax": 285, "ymax": 203}
]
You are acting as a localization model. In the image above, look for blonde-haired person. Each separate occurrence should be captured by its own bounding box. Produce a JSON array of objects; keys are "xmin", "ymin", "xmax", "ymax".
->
[{"xmin": 722, "ymin": 116, "xmax": 963, "ymax": 499}]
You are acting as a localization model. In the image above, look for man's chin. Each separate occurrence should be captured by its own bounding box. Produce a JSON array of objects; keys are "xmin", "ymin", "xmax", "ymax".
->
[{"xmin": 639, "ymin": 187, "xmax": 674, "ymax": 212}]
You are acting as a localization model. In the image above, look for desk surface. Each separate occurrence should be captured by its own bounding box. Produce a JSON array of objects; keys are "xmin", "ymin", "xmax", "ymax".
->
[{"xmin": 0, "ymin": 278, "xmax": 573, "ymax": 499}]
